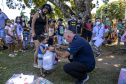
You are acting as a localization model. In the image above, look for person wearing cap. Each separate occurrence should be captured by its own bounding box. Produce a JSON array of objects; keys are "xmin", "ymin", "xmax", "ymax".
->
[
  {"xmin": 31, "ymin": 4, "xmax": 52, "ymax": 67},
  {"xmin": 48, "ymin": 19, "xmax": 56, "ymax": 46},
  {"xmin": 0, "ymin": 8, "xmax": 9, "ymax": 49},
  {"xmin": 49, "ymin": 30, "xmax": 95, "ymax": 84},
  {"xmin": 68, "ymin": 13, "xmax": 77, "ymax": 34},
  {"xmin": 57, "ymin": 18, "xmax": 65, "ymax": 45}
]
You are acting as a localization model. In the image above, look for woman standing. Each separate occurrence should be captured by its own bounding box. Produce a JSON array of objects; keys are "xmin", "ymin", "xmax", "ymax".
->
[{"xmin": 32, "ymin": 4, "xmax": 52, "ymax": 67}]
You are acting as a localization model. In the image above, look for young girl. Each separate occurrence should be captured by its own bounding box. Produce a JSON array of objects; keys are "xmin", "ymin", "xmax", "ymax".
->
[
  {"xmin": 48, "ymin": 19, "xmax": 56, "ymax": 46},
  {"xmin": 38, "ymin": 34, "xmax": 48, "ymax": 77},
  {"xmin": 5, "ymin": 19, "xmax": 15, "ymax": 57},
  {"xmin": 14, "ymin": 16, "xmax": 23, "ymax": 53}
]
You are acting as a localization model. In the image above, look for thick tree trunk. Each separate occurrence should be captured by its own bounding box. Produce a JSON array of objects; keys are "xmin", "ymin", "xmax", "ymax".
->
[
  {"xmin": 74, "ymin": 0, "xmax": 92, "ymax": 38},
  {"xmin": 49, "ymin": 0, "xmax": 73, "ymax": 19}
]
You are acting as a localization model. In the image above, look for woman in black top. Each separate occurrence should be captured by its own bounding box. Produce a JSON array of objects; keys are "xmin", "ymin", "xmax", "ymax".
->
[{"xmin": 32, "ymin": 4, "xmax": 52, "ymax": 67}]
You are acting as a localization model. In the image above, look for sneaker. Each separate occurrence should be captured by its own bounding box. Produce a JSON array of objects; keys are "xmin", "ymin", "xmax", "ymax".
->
[
  {"xmin": 33, "ymin": 63, "xmax": 38, "ymax": 68},
  {"xmin": 13, "ymin": 53, "xmax": 18, "ymax": 56},
  {"xmin": 3, "ymin": 46, "xmax": 8, "ymax": 49},
  {"xmin": 96, "ymin": 53, "xmax": 101, "ymax": 58},
  {"xmin": 75, "ymin": 75, "xmax": 89, "ymax": 84},
  {"xmin": 8, "ymin": 54, "xmax": 15, "ymax": 57},
  {"xmin": 82, "ymin": 75, "xmax": 89, "ymax": 84}
]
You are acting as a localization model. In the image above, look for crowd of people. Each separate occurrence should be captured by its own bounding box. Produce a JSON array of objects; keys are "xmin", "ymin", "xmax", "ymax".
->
[{"xmin": 0, "ymin": 3, "xmax": 126, "ymax": 84}]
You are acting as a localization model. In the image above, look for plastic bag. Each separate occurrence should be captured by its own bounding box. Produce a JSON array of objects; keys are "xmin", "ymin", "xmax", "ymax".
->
[
  {"xmin": 43, "ymin": 50, "xmax": 58, "ymax": 70},
  {"xmin": 118, "ymin": 68, "xmax": 126, "ymax": 84},
  {"xmin": 121, "ymin": 32, "xmax": 126, "ymax": 42}
]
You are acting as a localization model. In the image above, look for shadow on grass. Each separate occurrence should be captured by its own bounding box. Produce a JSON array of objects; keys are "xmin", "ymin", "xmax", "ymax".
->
[{"xmin": 0, "ymin": 45, "xmax": 120, "ymax": 84}]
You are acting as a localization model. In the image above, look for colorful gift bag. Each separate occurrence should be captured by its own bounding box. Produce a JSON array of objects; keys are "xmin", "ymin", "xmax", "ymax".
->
[
  {"xmin": 118, "ymin": 68, "xmax": 126, "ymax": 84},
  {"xmin": 31, "ymin": 77, "xmax": 53, "ymax": 84}
]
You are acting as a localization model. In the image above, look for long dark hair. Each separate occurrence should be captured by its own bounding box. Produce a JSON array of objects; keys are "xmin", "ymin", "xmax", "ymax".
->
[
  {"xmin": 21, "ymin": 15, "xmax": 26, "ymax": 28},
  {"xmin": 15, "ymin": 16, "xmax": 21, "ymax": 24},
  {"xmin": 41, "ymin": 4, "xmax": 52, "ymax": 14}
]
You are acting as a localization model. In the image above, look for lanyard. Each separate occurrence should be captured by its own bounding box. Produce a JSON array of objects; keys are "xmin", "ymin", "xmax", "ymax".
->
[{"xmin": 98, "ymin": 26, "xmax": 102, "ymax": 34}]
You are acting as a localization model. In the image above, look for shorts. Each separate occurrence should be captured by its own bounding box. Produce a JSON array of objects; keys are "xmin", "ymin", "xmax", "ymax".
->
[
  {"xmin": 22, "ymin": 40, "xmax": 28, "ymax": 46},
  {"xmin": 0, "ymin": 28, "xmax": 6, "ymax": 38},
  {"xmin": 47, "ymin": 38, "xmax": 53, "ymax": 46},
  {"xmin": 86, "ymin": 30, "xmax": 92, "ymax": 37},
  {"xmin": 37, "ymin": 54, "xmax": 44, "ymax": 68},
  {"xmin": 6, "ymin": 37, "xmax": 14, "ymax": 44},
  {"xmin": 16, "ymin": 35, "xmax": 23, "ymax": 40},
  {"xmin": 57, "ymin": 35, "xmax": 65, "ymax": 45},
  {"xmin": 118, "ymin": 33, "xmax": 123, "ymax": 39},
  {"xmin": 33, "ymin": 29, "xmax": 45, "ymax": 40}
]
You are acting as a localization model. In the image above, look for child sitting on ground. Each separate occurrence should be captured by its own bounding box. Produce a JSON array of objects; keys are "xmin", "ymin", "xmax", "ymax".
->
[
  {"xmin": 5, "ymin": 19, "xmax": 16, "ymax": 57},
  {"xmin": 22, "ymin": 28, "xmax": 29, "ymax": 51},
  {"xmin": 38, "ymin": 34, "xmax": 49, "ymax": 77}
]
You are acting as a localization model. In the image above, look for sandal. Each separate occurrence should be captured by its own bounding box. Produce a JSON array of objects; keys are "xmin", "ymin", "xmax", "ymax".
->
[
  {"xmin": 44, "ymin": 71, "xmax": 51, "ymax": 75},
  {"xmin": 40, "ymin": 74, "xmax": 46, "ymax": 78}
]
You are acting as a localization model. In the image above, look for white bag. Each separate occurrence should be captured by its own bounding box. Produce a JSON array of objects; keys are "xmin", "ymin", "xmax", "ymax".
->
[
  {"xmin": 118, "ymin": 68, "xmax": 126, "ymax": 84},
  {"xmin": 121, "ymin": 32, "xmax": 126, "ymax": 42},
  {"xmin": 43, "ymin": 50, "xmax": 58, "ymax": 70}
]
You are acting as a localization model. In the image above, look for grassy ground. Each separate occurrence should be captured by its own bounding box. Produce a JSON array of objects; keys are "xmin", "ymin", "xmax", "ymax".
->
[{"xmin": 0, "ymin": 44, "xmax": 124, "ymax": 84}]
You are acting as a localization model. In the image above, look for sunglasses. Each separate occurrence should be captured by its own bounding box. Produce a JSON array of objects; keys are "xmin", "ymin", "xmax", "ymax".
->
[{"xmin": 45, "ymin": 6, "xmax": 50, "ymax": 9}]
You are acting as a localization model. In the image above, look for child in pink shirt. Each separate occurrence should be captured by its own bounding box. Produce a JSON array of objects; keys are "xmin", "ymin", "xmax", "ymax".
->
[{"xmin": 5, "ymin": 19, "xmax": 15, "ymax": 57}]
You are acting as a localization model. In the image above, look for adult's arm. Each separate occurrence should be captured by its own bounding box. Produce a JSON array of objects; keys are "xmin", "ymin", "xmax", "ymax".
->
[
  {"xmin": 101, "ymin": 32, "xmax": 108, "ymax": 39},
  {"xmin": 45, "ymin": 17, "xmax": 48, "ymax": 33},
  {"xmin": 91, "ymin": 33, "xmax": 95, "ymax": 41},
  {"xmin": 32, "ymin": 13, "xmax": 38, "ymax": 36},
  {"xmin": 55, "ymin": 50, "xmax": 71, "ymax": 58}
]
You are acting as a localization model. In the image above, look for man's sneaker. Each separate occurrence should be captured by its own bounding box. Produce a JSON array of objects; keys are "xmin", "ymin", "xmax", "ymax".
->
[
  {"xmin": 13, "ymin": 53, "xmax": 18, "ymax": 56},
  {"xmin": 75, "ymin": 75, "xmax": 89, "ymax": 84},
  {"xmin": 8, "ymin": 54, "xmax": 15, "ymax": 57},
  {"xmin": 96, "ymin": 53, "xmax": 101, "ymax": 58},
  {"xmin": 82, "ymin": 75, "xmax": 89, "ymax": 84}
]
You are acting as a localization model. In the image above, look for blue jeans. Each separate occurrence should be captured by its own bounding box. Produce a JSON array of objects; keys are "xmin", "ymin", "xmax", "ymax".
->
[
  {"xmin": 22, "ymin": 40, "xmax": 28, "ymax": 46},
  {"xmin": 0, "ymin": 28, "xmax": 5, "ymax": 38}
]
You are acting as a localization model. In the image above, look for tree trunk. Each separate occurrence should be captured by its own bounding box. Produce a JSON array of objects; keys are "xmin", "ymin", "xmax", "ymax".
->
[
  {"xmin": 49, "ymin": 0, "xmax": 73, "ymax": 19},
  {"xmin": 74, "ymin": 0, "xmax": 92, "ymax": 38}
]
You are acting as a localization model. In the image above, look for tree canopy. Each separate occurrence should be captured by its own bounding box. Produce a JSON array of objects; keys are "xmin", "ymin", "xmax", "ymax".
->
[{"xmin": 96, "ymin": 1, "xmax": 126, "ymax": 21}]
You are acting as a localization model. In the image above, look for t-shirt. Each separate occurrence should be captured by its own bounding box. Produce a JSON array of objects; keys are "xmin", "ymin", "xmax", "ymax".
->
[
  {"xmin": 103, "ymin": 21, "xmax": 111, "ymax": 31},
  {"xmin": 117, "ymin": 23, "xmax": 124, "ymax": 30},
  {"xmin": 68, "ymin": 20, "xmax": 77, "ymax": 34},
  {"xmin": 38, "ymin": 44, "xmax": 45, "ymax": 54},
  {"xmin": 14, "ymin": 23, "xmax": 22, "ymax": 36},
  {"xmin": 66, "ymin": 35, "xmax": 95, "ymax": 71},
  {"xmin": 22, "ymin": 22, "xmax": 26, "ymax": 28},
  {"xmin": 0, "ymin": 13, "xmax": 8, "ymax": 28},
  {"xmin": 84, "ymin": 23, "xmax": 93, "ymax": 30},
  {"xmin": 23, "ymin": 31, "xmax": 29, "ymax": 40},
  {"xmin": 92, "ymin": 23, "xmax": 109, "ymax": 38},
  {"xmin": 76, "ymin": 23, "xmax": 82, "ymax": 34},
  {"xmin": 49, "ymin": 28, "xmax": 54, "ymax": 36},
  {"xmin": 57, "ymin": 25, "xmax": 64, "ymax": 36},
  {"xmin": 5, "ymin": 26, "xmax": 13, "ymax": 38}
]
